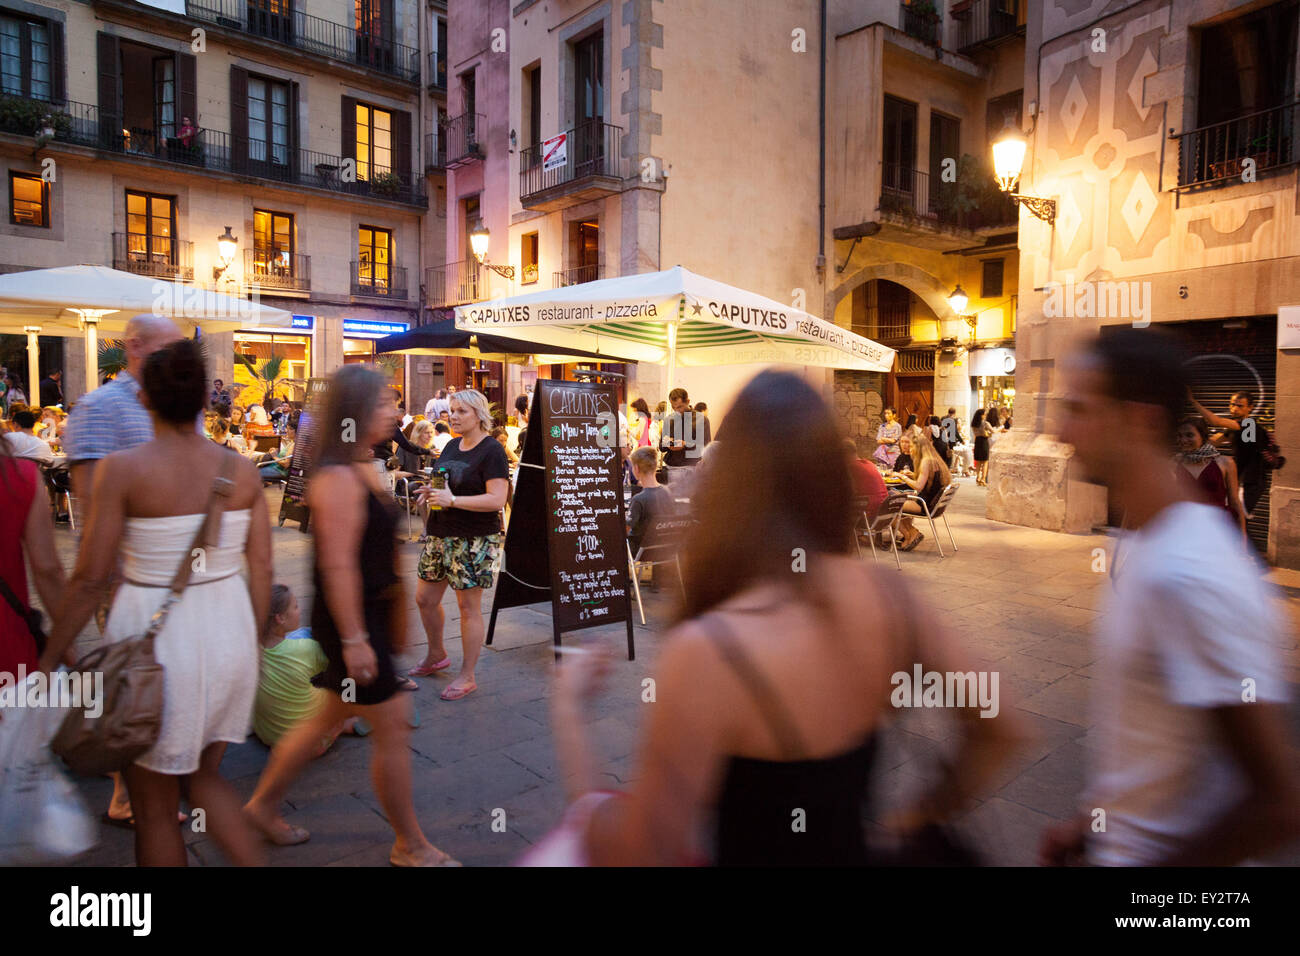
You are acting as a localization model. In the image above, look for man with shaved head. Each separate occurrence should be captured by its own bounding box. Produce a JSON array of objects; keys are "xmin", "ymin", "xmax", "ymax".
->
[{"xmin": 62, "ymin": 312, "xmax": 183, "ymax": 828}]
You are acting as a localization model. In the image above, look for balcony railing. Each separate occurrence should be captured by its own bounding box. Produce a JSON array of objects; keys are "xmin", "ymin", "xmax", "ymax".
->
[
  {"xmin": 519, "ymin": 120, "xmax": 624, "ymax": 202},
  {"xmin": 352, "ymin": 262, "xmax": 408, "ymax": 299},
  {"xmin": 428, "ymin": 260, "xmax": 482, "ymax": 308},
  {"xmin": 880, "ymin": 163, "xmax": 1018, "ymax": 230},
  {"xmin": 900, "ymin": 2, "xmax": 941, "ymax": 46},
  {"xmin": 245, "ymin": 248, "xmax": 310, "ymax": 292},
  {"xmin": 112, "ymin": 233, "xmax": 194, "ymax": 281},
  {"xmin": 185, "ymin": 0, "xmax": 420, "ymax": 81},
  {"xmin": 444, "ymin": 112, "xmax": 484, "ymax": 165},
  {"xmin": 428, "ymin": 50, "xmax": 447, "ymax": 90},
  {"xmin": 425, "ymin": 130, "xmax": 446, "ymax": 170},
  {"xmin": 0, "ymin": 94, "xmax": 425, "ymax": 206},
  {"xmin": 554, "ymin": 264, "xmax": 603, "ymax": 287},
  {"xmin": 1173, "ymin": 100, "xmax": 1300, "ymax": 190},
  {"xmin": 953, "ymin": 0, "xmax": 1024, "ymax": 52}
]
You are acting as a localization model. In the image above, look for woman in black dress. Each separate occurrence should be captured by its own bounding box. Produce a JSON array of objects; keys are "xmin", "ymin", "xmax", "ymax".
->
[
  {"xmin": 971, "ymin": 408, "xmax": 990, "ymax": 486},
  {"xmin": 244, "ymin": 366, "xmax": 458, "ymax": 866}
]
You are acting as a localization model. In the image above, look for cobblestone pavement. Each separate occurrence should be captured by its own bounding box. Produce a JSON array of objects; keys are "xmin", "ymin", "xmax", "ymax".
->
[{"xmin": 49, "ymin": 479, "xmax": 1300, "ymax": 866}]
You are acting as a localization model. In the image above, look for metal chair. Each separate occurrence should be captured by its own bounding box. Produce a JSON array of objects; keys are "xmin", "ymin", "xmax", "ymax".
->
[
  {"xmin": 627, "ymin": 516, "xmax": 692, "ymax": 625},
  {"xmin": 900, "ymin": 483, "xmax": 959, "ymax": 557},
  {"xmin": 854, "ymin": 494, "xmax": 907, "ymax": 570},
  {"xmin": 393, "ymin": 474, "xmax": 426, "ymax": 541},
  {"xmin": 41, "ymin": 463, "xmax": 76, "ymax": 531}
]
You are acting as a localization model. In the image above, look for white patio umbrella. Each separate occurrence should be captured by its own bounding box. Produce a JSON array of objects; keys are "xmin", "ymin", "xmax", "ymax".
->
[
  {"xmin": 0, "ymin": 265, "xmax": 293, "ymax": 395},
  {"xmin": 454, "ymin": 265, "xmax": 894, "ymax": 393}
]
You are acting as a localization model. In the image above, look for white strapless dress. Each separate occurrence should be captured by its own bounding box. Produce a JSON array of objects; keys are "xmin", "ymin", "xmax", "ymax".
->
[{"xmin": 104, "ymin": 509, "xmax": 258, "ymax": 775}]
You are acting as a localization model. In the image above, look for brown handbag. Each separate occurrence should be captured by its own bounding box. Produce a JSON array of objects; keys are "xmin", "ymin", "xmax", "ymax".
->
[{"xmin": 52, "ymin": 455, "xmax": 238, "ymax": 776}]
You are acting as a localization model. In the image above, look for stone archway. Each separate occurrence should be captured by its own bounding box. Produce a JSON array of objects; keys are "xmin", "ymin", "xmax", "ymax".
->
[{"xmin": 826, "ymin": 260, "xmax": 956, "ymax": 326}]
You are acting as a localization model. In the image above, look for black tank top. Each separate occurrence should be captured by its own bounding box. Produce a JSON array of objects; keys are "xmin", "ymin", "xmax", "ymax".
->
[{"xmin": 700, "ymin": 615, "xmax": 878, "ymax": 866}]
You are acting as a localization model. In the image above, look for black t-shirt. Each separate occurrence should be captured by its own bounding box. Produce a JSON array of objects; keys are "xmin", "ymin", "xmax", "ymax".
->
[
  {"xmin": 1231, "ymin": 423, "xmax": 1268, "ymax": 488},
  {"xmin": 425, "ymin": 435, "xmax": 510, "ymax": 537}
]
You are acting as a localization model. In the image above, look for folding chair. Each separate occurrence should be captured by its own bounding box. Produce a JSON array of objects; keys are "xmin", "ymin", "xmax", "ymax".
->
[
  {"xmin": 900, "ymin": 483, "xmax": 959, "ymax": 557},
  {"xmin": 42, "ymin": 463, "xmax": 76, "ymax": 531},
  {"xmin": 854, "ymin": 494, "xmax": 907, "ymax": 570},
  {"xmin": 626, "ymin": 516, "xmax": 692, "ymax": 625}
]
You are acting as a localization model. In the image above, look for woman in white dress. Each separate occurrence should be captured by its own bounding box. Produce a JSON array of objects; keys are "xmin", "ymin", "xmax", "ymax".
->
[{"xmin": 42, "ymin": 339, "xmax": 272, "ymax": 866}]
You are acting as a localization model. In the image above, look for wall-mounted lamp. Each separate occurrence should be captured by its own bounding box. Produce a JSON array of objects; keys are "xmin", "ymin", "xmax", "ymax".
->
[
  {"xmin": 213, "ymin": 225, "xmax": 238, "ymax": 281},
  {"xmin": 469, "ymin": 221, "xmax": 515, "ymax": 279},
  {"xmin": 992, "ymin": 117, "xmax": 1056, "ymax": 225}
]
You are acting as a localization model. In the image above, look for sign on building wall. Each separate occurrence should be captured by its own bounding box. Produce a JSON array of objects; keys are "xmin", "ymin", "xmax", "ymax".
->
[
  {"xmin": 342, "ymin": 319, "xmax": 409, "ymax": 336},
  {"xmin": 1280, "ymin": 306, "xmax": 1300, "ymax": 349},
  {"xmin": 542, "ymin": 133, "xmax": 567, "ymax": 172}
]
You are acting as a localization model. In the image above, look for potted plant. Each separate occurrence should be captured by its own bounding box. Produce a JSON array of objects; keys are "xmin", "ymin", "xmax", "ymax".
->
[
  {"xmin": 522, "ymin": 263, "xmax": 539, "ymax": 284},
  {"xmin": 371, "ymin": 170, "xmax": 403, "ymax": 198},
  {"xmin": 235, "ymin": 352, "xmax": 305, "ymax": 410}
]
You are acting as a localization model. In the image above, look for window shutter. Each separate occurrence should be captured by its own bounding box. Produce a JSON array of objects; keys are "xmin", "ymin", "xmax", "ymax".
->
[
  {"xmin": 395, "ymin": 108, "xmax": 411, "ymax": 188},
  {"xmin": 341, "ymin": 95, "xmax": 357, "ymax": 165},
  {"xmin": 50, "ymin": 21, "xmax": 66, "ymax": 104},
  {"xmin": 96, "ymin": 32, "xmax": 120, "ymax": 146},
  {"xmin": 176, "ymin": 52, "xmax": 197, "ymax": 128},
  {"xmin": 289, "ymin": 81, "xmax": 301, "ymax": 177},
  {"xmin": 229, "ymin": 67, "xmax": 248, "ymax": 171}
]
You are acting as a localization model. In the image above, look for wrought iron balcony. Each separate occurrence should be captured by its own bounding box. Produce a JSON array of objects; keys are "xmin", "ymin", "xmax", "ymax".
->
[
  {"xmin": 245, "ymin": 248, "xmax": 310, "ymax": 292},
  {"xmin": 952, "ymin": 0, "xmax": 1025, "ymax": 53},
  {"xmin": 426, "ymin": 130, "xmax": 446, "ymax": 171},
  {"xmin": 900, "ymin": 2, "xmax": 941, "ymax": 46},
  {"xmin": 1173, "ymin": 100, "xmax": 1300, "ymax": 190},
  {"xmin": 352, "ymin": 262, "xmax": 408, "ymax": 299},
  {"xmin": 0, "ymin": 94, "xmax": 425, "ymax": 206},
  {"xmin": 427, "ymin": 260, "xmax": 482, "ymax": 308},
  {"xmin": 554, "ymin": 264, "xmax": 603, "ymax": 287},
  {"xmin": 428, "ymin": 50, "xmax": 447, "ymax": 91},
  {"xmin": 880, "ymin": 163, "xmax": 1018, "ymax": 230},
  {"xmin": 519, "ymin": 120, "xmax": 625, "ymax": 210},
  {"xmin": 185, "ymin": 0, "xmax": 420, "ymax": 82},
  {"xmin": 112, "ymin": 233, "xmax": 194, "ymax": 281},
  {"xmin": 444, "ymin": 112, "xmax": 484, "ymax": 165}
]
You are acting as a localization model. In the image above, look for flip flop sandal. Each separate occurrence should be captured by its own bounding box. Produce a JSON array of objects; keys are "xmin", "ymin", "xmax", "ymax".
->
[
  {"xmin": 102, "ymin": 811, "xmax": 189, "ymax": 830},
  {"xmin": 901, "ymin": 532, "xmax": 925, "ymax": 553},
  {"xmin": 260, "ymin": 821, "xmax": 310, "ymax": 846},
  {"xmin": 440, "ymin": 682, "xmax": 477, "ymax": 701},
  {"xmin": 389, "ymin": 848, "xmax": 462, "ymax": 867},
  {"xmin": 395, "ymin": 676, "xmax": 420, "ymax": 692},
  {"xmin": 407, "ymin": 658, "xmax": 451, "ymax": 677}
]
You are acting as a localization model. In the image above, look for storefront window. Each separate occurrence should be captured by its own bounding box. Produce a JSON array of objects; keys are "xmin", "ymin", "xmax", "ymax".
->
[
  {"xmin": 233, "ymin": 332, "xmax": 311, "ymax": 404},
  {"xmin": 344, "ymin": 337, "xmax": 406, "ymax": 401},
  {"xmin": 975, "ymin": 376, "xmax": 1015, "ymax": 419}
]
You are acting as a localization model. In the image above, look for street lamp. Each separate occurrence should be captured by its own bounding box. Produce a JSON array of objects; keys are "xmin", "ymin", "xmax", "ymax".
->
[
  {"xmin": 992, "ymin": 117, "xmax": 1056, "ymax": 225},
  {"xmin": 947, "ymin": 284, "xmax": 969, "ymax": 316},
  {"xmin": 213, "ymin": 226, "xmax": 238, "ymax": 281},
  {"xmin": 469, "ymin": 221, "xmax": 515, "ymax": 279}
]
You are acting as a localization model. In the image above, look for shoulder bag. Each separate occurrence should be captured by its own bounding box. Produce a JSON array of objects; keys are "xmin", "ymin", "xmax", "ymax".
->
[
  {"xmin": 51, "ymin": 454, "xmax": 238, "ymax": 776},
  {"xmin": 0, "ymin": 577, "xmax": 46, "ymax": 657}
]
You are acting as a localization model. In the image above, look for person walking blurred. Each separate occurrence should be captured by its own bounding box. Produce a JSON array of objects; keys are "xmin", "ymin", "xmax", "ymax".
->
[
  {"xmin": 0, "ymin": 439, "xmax": 64, "ymax": 676},
  {"xmin": 1043, "ymin": 329, "xmax": 1300, "ymax": 866},
  {"xmin": 42, "ymin": 339, "xmax": 269, "ymax": 866},
  {"xmin": 60, "ymin": 312, "xmax": 183, "ymax": 830},
  {"xmin": 243, "ymin": 366, "xmax": 457, "ymax": 866},
  {"xmin": 546, "ymin": 370, "xmax": 1017, "ymax": 865}
]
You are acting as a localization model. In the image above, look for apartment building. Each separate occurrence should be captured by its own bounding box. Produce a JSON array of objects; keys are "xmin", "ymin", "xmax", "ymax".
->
[
  {"xmin": 988, "ymin": 0, "xmax": 1300, "ymax": 568},
  {"xmin": 0, "ymin": 0, "xmax": 443, "ymax": 404},
  {"xmin": 430, "ymin": 0, "xmax": 1024, "ymax": 425}
]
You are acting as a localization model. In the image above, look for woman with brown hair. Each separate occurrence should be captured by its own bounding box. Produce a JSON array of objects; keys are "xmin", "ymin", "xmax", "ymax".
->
[
  {"xmin": 893, "ymin": 422, "xmax": 952, "ymax": 552},
  {"xmin": 243, "ymin": 365, "xmax": 458, "ymax": 866},
  {"xmin": 545, "ymin": 370, "xmax": 1015, "ymax": 865}
]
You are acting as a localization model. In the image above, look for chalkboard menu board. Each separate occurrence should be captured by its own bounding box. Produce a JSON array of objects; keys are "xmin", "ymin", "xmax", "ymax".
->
[
  {"xmin": 277, "ymin": 377, "xmax": 329, "ymax": 533},
  {"xmin": 486, "ymin": 379, "xmax": 635, "ymax": 659}
]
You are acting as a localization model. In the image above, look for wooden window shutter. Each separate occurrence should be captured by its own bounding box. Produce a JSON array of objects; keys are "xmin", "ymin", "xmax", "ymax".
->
[
  {"xmin": 230, "ymin": 66, "xmax": 249, "ymax": 170},
  {"xmin": 289, "ymin": 81, "xmax": 301, "ymax": 177},
  {"xmin": 96, "ymin": 32, "xmax": 120, "ymax": 119},
  {"xmin": 341, "ymin": 95, "xmax": 357, "ymax": 165},
  {"xmin": 395, "ymin": 109, "xmax": 411, "ymax": 187},
  {"xmin": 50, "ymin": 21, "xmax": 65, "ymax": 104},
  {"xmin": 176, "ymin": 52, "xmax": 197, "ymax": 127}
]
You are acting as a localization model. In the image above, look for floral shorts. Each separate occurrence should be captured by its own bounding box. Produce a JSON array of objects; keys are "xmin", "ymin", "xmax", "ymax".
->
[{"xmin": 417, "ymin": 534, "xmax": 502, "ymax": 590}]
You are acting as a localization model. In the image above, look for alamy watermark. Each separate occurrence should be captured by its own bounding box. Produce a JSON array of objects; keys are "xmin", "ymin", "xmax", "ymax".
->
[
  {"xmin": 891, "ymin": 665, "xmax": 1000, "ymax": 718},
  {"xmin": 1042, "ymin": 276, "xmax": 1150, "ymax": 327},
  {"xmin": 0, "ymin": 667, "xmax": 103, "ymax": 718}
]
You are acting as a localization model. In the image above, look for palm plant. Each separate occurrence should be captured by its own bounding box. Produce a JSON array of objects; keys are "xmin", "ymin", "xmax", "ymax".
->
[
  {"xmin": 235, "ymin": 352, "xmax": 304, "ymax": 407},
  {"xmin": 372, "ymin": 353, "xmax": 404, "ymax": 381},
  {"xmin": 98, "ymin": 339, "xmax": 127, "ymax": 379}
]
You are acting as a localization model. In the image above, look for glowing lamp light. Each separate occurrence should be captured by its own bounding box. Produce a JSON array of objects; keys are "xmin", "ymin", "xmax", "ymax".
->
[
  {"xmin": 469, "ymin": 222, "xmax": 490, "ymax": 263},
  {"xmin": 992, "ymin": 123, "xmax": 1027, "ymax": 193},
  {"xmin": 948, "ymin": 284, "xmax": 969, "ymax": 316}
]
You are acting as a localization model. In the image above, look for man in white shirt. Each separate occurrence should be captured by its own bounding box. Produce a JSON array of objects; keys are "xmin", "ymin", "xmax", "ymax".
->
[
  {"xmin": 431, "ymin": 420, "xmax": 453, "ymax": 453},
  {"xmin": 2, "ymin": 406, "xmax": 55, "ymax": 464},
  {"xmin": 424, "ymin": 388, "xmax": 450, "ymax": 421},
  {"xmin": 1042, "ymin": 328, "xmax": 1300, "ymax": 866}
]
